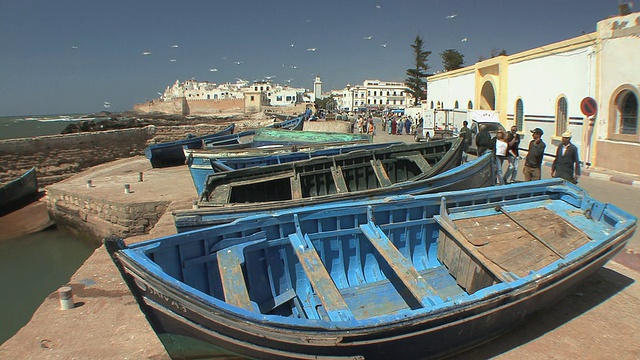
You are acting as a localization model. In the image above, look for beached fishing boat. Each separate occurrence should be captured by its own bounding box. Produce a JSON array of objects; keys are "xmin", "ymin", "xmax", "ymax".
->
[
  {"xmin": 186, "ymin": 142, "xmax": 404, "ymax": 195},
  {"xmin": 174, "ymin": 138, "xmax": 490, "ymax": 231},
  {"xmin": 144, "ymin": 123, "xmax": 235, "ymax": 168},
  {"xmin": 106, "ymin": 179, "xmax": 636, "ymax": 360},
  {"xmin": 0, "ymin": 167, "xmax": 39, "ymax": 215},
  {"xmin": 251, "ymin": 127, "xmax": 370, "ymax": 148}
]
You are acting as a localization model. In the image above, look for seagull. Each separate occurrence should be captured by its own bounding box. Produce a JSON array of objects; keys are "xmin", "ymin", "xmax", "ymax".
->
[
  {"xmin": 170, "ymin": 44, "xmax": 179, "ymax": 48},
  {"xmin": 376, "ymin": 5, "xmax": 381, "ymax": 9},
  {"xmin": 71, "ymin": 45, "xmax": 79, "ymax": 50},
  {"xmin": 461, "ymin": 37, "xmax": 468, "ymax": 42},
  {"xmin": 209, "ymin": 68, "xmax": 218, "ymax": 72},
  {"xmin": 234, "ymin": 61, "xmax": 243, "ymax": 65},
  {"xmin": 363, "ymin": 36, "xmax": 374, "ymax": 40},
  {"xmin": 446, "ymin": 14, "xmax": 458, "ymax": 19},
  {"xmin": 170, "ymin": 59, "xmax": 177, "ymax": 62},
  {"xmin": 306, "ymin": 48, "xmax": 316, "ymax": 52},
  {"xmin": 103, "ymin": 102, "xmax": 111, "ymax": 108},
  {"xmin": 264, "ymin": 75, "xmax": 276, "ymax": 80},
  {"xmin": 290, "ymin": 42, "xmax": 295, "ymax": 48},
  {"xmin": 380, "ymin": 43, "xmax": 388, "ymax": 48},
  {"xmin": 142, "ymin": 51, "xmax": 152, "ymax": 56},
  {"xmin": 286, "ymin": 78, "xmax": 294, "ymax": 83},
  {"xmin": 290, "ymin": 65, "xmax": 298, "ymax": 69}
]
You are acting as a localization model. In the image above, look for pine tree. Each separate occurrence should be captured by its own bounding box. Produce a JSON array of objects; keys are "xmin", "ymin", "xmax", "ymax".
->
[{"xmin": 405, "ymin": 35, "xmax": 431, "ymax": 105}]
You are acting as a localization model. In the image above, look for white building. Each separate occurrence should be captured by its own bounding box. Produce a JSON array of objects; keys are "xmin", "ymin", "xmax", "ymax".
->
[
  {"xmin": 333, "ymin": 80, "xmax": 410, "ymax": 112},
  {"xmin": 162, "ymin": 79, "xmax": 247, "ymax": 101},
  {"xmin": 426, "ymin": 10, "xmax": 640, "ymax": 176}
]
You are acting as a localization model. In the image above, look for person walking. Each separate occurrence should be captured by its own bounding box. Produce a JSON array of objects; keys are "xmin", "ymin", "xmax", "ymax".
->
[
  {"xmin": 523, "ymin": 128, "xmax": 546, "ymax": 181},
  {"xmin": 459, "ymin": 120, "xmax": 472, "ymax": 162},
  {"xmin": 551, "ymin": 131, "xmax": 580, "ymax": 183},
  {"xmin": 503, "ymin": 125, "xmax": 521, "ymax": 183},
  {"xmin": 494, "ymin": 130, "xmax": 508, "ymax": 184},
  {"xmin": 475, "ymin": 124, "xmax": 492, "ymax": 156}
]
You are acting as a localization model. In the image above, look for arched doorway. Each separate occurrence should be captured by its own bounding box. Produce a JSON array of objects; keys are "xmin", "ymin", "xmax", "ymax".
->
[{"xmin": 480, "ymin": 81, "xmax": 496, "ymax": 110}]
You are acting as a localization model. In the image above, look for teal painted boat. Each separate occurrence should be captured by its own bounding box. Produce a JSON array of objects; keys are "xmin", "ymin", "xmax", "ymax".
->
[{"xmin": 251, "ymin": 127, "xmax": 371, "ymax": 147}]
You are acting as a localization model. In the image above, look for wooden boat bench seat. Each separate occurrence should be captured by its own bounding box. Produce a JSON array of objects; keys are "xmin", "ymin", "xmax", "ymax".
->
[
  {"xmin": 359, "ymin": 222, "xmax": 443, "ymax": 307},
  {"xmin": 390, "ymin": 151, "xmax": 433, "ymax": 174},
  {"xmin": 289, "ymin": 232, "xmax": 356, "ymax": 322}
]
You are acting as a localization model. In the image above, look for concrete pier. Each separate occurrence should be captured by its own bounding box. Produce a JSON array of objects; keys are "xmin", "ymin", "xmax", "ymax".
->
[{"xmin": 1, "ymin": 129, "xmax": 639, "ymax": 359}]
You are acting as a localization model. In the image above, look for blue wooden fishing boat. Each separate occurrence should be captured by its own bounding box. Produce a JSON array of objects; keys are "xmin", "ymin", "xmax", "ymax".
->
[
  {"xmin": 106, "ymin": 179, "xmax": 636, "ymax": 360},
  {"xmin": 144, "ymin": 123, "xmax": 235, "ymax": 168},
  {"xmin": 174, "ymin": 138, "xmax": 493, "ymax": 231},
  {"xmin": 0, "ymin": 167, "xmax": 39, "ymax": 215},
  {"xmin": 185, "ymin": 142, "xmax": 404, "ymax": 195}
]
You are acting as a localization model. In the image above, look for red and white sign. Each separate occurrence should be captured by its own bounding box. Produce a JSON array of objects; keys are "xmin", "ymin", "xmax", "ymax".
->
[{"xmin": 580, "ymin": 97, "xmax": 597, "ymax": 116}]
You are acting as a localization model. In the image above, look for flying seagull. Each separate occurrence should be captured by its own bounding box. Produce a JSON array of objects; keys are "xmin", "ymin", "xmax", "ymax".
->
[
  {"xmin": 170, "ymin": 44, "xmax": 179, "ymax": 48},
  {"xmin": 234, "ymin": 61, "xmax": 243, "ymax": 65},
  {"xmin": 142, "ymin": 51, "xmax": 152, "ymax": 56},
  {"xmin": 170, "ymin": 59, "xmax": 177, "ymax": 62},
  {"xmin": 71, "ymin": 45, "xmax": 79, "ymax": 50},
  {"xmin": 290, "ymin": 65, "xmax": 298, "ymax": 69},
  {"xmin": 306, "ymin": 48, "xmax": 316, "ymax": 52},
  {"xmin": 376, "ymin": 5, "xmax": 381, "ymax": 9},
  {"xmin": 461, "ymin": 37, "xmax": 468, "ymax": 42},
  {"xmin": 286, "ymin": 78, "xmax": 294, "ymax": 83},
  {"xmin": 209, "ymin": 68, "xmax": 218, "ymax": 72},
  {"xmin": 380, "ymin": 43, "xmax": 387, "ymax": 48},
  {"xmin": 363, "ymin": 35, "xmax": 374, "ymax": 40},
  {"xmin": 290, "ymin": 42, "xmax": 295, "ymax": 48},
  {"xmin": 446, "ymin": 14, "xmax": 458, "ymax": 19}
]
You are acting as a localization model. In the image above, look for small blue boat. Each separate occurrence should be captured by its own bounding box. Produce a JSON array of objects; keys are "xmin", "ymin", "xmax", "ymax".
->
[
  {"xmin": 106, "ymin": 179, "xmax": 636, "ymax": 359},
  {"xmin": 0, "ymin": 167, "xmax": 39, "ymax": 215},
  {"xmin": 144, "ymin": 123, "xmax": 235, "ymax": 168},
  {"xmin": 185, "ymin": 142, "xmax": 404, "ymax": 195}
]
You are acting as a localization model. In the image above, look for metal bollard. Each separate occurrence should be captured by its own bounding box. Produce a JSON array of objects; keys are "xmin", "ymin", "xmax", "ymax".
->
[
  {"xmin": 124, "ymin": 184, "xmax": 131, "ymax": 194},
  {"xmin": 139, "ymin": 172, "xmax": 144, "ymax": 182},
  {"xmin": 58, "ymin": 286, "xmax": 74, "ymax": 310},
  {"xmin": 87, "ymin": 179, "xmax": 92, "ymax": 188},
  {"xmin": 192, "ymin": 200, "xmax": 199, "ymax": 209}
]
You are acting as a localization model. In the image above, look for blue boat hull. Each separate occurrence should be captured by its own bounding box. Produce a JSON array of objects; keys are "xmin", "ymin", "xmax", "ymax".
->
[
  {"xmin": 106, "ymin": 180, "xmax": 637, "ymax": 359},
  {"xmin": 186, "ymin": 142, "xmax": 404, "ymax": 195},
  {"xmin": 0, "ymin": 167, "xmax": 39, "ymax": 215},
  {"xmin": 144, "ymin": 124, "xmax": 235, "ymax": 168}
]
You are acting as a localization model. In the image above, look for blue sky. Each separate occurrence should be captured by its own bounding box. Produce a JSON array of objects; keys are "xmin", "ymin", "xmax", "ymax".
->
[{"xmin": 0, "ymin": 0, "xmax": 626, "ymax": 116}]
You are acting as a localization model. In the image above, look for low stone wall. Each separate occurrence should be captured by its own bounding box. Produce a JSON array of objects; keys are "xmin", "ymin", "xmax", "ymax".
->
[
  {"xmin": 47, "ymin": 188, "xmax": 169, "ymax": 244},
  {"xmin": 301, "ymin": 120, "xmax": 353, "ymax": 133},
  {"xmin": 0, "ymin": 127, "xmax": 155, "ymax": 186}
]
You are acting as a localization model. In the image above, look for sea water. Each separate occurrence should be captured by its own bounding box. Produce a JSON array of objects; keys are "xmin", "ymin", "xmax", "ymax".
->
[
  {"xmin": 0, "ymin": 114, "xmax": 95, "ymax": 140},
  {"xmin": 0, "ymin": 114, "xmax": 99, "ymax": 344},
  {"xmin": 0, "ymin": 229, "xmax": 97, "ymax": 344}
]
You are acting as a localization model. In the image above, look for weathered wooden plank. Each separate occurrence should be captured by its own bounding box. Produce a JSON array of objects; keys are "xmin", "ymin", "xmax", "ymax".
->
[
  {"xmin": 330, "ymin": 166, "xmax": 349, "ymax": 193},
  {"xmin": 370, "ymin": 159, "xmax": 392, "ymax": 187},
  {"xmin": 396, "ymin": 152, "xmax": 433, "ymax": 173},
  {"xmin": 360, "ymin": 223, "xmax": 442, "ymax": 307},
  {"xmin": 217, "ymin": 246, "xmax": 254, "ymax": 312},
  {"xmin": 435, "ymin": 215, "xmax": 512, "ymax": 283},
  {"xmin": 288, "ymin": 233, "xmax": 355, "ymax": 321},
  {"xmin": 290, "ymin": 173, "xmax": 302, "ymax": 199}
]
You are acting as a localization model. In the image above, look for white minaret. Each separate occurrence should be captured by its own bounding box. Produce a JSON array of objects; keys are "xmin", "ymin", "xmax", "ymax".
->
[{"xmin": 314, "ymin": 75, "xmax": 322, "ymax": 99}]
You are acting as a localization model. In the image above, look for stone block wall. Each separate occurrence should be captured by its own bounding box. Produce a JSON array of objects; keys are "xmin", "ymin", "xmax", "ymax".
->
[
  {"xmin": 185, "ymin": 98, "xmax": 244, "ymax": 114},
  {"xmin": 0, "ymin": 127, "xmax": 156, "ymax": 186},
  {"xmin": 47, "ymin": 187, "xmax": 169, "ymax": 245}
]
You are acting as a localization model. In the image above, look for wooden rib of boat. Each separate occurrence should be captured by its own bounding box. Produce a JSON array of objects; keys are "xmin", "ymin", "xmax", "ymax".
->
[
  {"xmin": 174, "ymin": 138, "xmax": 491, "ymax": 231},
  {"xmin": 144, "ymin": 123, "xmax": 235, "ymax": 168},
  {"xmin": 186, "ymin": 142, "xmax": 404, "ymax": 196},
  {"xmin": 0, "ymin": 167, "xmax": 39, "ymax": 215},
  {"xmin": 106, "ymin": 179, "xmax": 637, "ymax": 360}
]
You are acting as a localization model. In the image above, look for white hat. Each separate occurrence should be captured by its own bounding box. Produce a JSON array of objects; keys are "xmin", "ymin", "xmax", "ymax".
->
[{"xmin": 561, "ymin": 131, "xmax": 572, "ymax": 138}]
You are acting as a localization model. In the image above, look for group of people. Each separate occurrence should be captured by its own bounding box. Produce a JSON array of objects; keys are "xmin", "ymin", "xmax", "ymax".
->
[
  {"xmin": 467, "ymin": 123, "xmax": 580, "ymax": 185},
  {"xmin": 355, "ymin": 115, "xmax": 375, "ymax": 135},
  {"xmin": 383, "ymin": 115, "xmax": 414, "ymax": 135}
]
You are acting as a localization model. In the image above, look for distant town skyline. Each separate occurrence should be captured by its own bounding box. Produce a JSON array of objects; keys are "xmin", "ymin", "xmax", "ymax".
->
[{"xmin": 0, "ymin": 0, "xmax": 631, "ymax": 116}]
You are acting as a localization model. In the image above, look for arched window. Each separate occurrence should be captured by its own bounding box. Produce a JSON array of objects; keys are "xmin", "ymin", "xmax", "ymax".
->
[
  {"xmin": 555, "ymin": 96, "xmax": 568, "ymax": 136},
  {"xmin": 454, "ymin": 100, "xmax": 459, "ymax": 109},
  {"xmin": 468, "ymin": 100, "xmax": 473, "ymax": 109},
  {"xmin": 515, "ymin": 98, "xmax": 524, "ymax": 131},
  {"xmin": 619, "ymin": 90, "xmax": 638, "ymax": 135}
]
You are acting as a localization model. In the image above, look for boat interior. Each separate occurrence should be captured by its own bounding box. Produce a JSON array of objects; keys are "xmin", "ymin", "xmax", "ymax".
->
[
  {"xmin": 144, "ymin": 183, "xmax": 628, "ymax": 323},
  {"xmin": 201, "ymin": 141, "xmax": 453, "ymax": 204}
]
